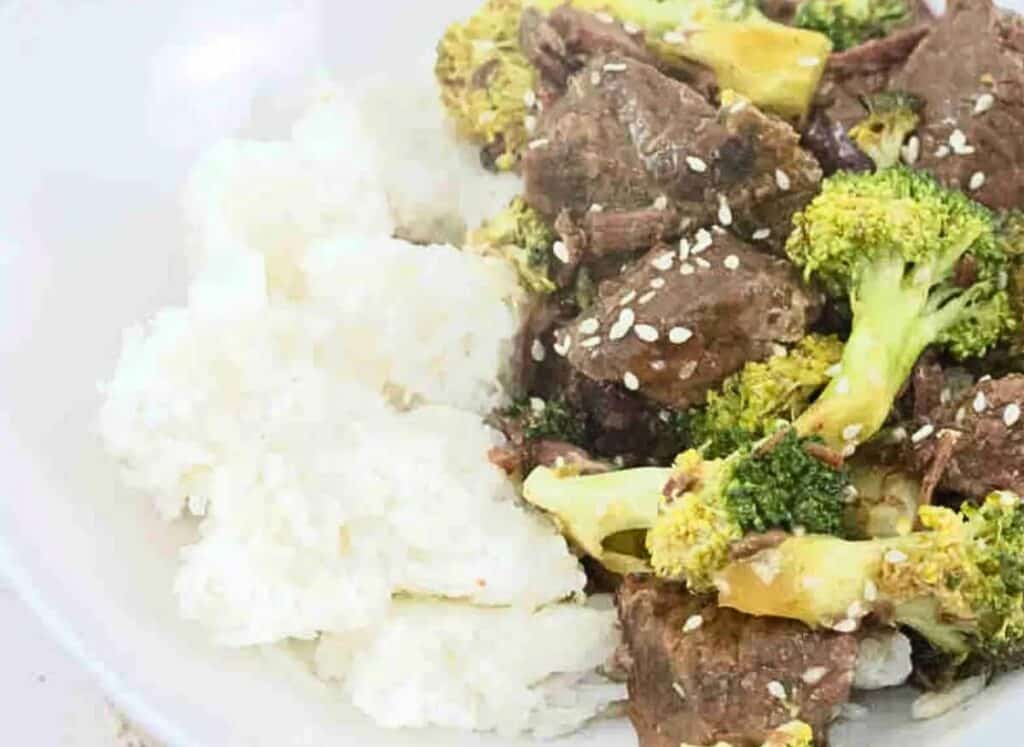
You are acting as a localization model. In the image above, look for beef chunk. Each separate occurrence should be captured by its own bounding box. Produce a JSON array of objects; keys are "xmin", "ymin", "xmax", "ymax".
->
[
  {"xmin": 816, "ymin": 24, "xmax": 931, "ymax": 130},
  {"xmin": 519, "ymin": 5, "xmax": 656, "ymax": 95},
  {"xmin": 801, "ymin": 110, "xmax": 875, "ymax": 175},
  {"xmin": 523, "ymin": 56, "xmax": 822, "ymax": 254},
  {"xmin": 892, "ymin": 0, "xmax": 1024, "ymax": 209},
  {"xmin": 617, "ymin": 576, "xmax": 858, "ymax": 747},
  {"xmin": 905, "ymin": 374, "xmax": 1024, "ymax": 499},
  {"xmin": 558, "ymin": 234, "xmax": 821, "ymax": 409}
]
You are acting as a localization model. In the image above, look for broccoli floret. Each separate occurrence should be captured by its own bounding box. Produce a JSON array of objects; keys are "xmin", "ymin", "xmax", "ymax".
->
[
  {"xmin": 849, "ymin": 91, "xmax": 923, "ymax": 169},
  {"xmin": 436, "ymin": 0, "xmax": 536, "ymax": 171},
  {"xmin": 467, "ymin": 197, "xmax": 557, "ymax": 293},
  {"xmin": 689, "ymin": 335, "xmax": 844, "ymax": 457},
  {"xmin": 527, "ymin": 0, "xmax": 833, "ymax": 118},
  {"xmin": 845, "ymin": 459, "xmax": 920, "ymax": 539},
  {"xmin": 794, "ymin": 0, "xmax": 909, "ymax": 51},
  {"xmin": 498, "ymin": 397, "xmax": 587, "ymax": 443},
  {"xmin": 524, "ymin": 429, "xmax": 850, "ymax": 589},
  {"xmin": 786, "ymin": 168, "xmax": 1017, "ymax": 450},
  {"xmin": 716, "ymin": 492, "xmax": 1024, "ymax": 670}
]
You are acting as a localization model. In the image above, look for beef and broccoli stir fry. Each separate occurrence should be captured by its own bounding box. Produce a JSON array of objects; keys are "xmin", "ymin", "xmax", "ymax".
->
[{"xmin": 437, "ymin": 0, "xmax": 1024, "ymax": 743}]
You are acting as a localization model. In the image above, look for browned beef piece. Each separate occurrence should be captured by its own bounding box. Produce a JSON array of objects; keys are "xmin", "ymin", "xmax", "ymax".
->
[
  {"xmin": 816, "ymin": 24, "xmax": 932, "ymax": 130},
  {"xmin": 904, "ymin": 374, "xmax": 1024, "ymax": 499},
  {"xmin": 617, "ymin": 576, "xmax": 858, "ymax": 747},
  {"xmin": 891, "ymin": 0, "xmax": 1024, "ymax": 210},
  {"xmin": 523, "ymin": 55, "xmax": 822, "ymax": 254},
  {"xmin": 519, "ymin": 5, "xmax": 655, "ymax": 94},
  {"xmin": 556, "ymin": 234, "xmax": 821, "ymax": 409}
]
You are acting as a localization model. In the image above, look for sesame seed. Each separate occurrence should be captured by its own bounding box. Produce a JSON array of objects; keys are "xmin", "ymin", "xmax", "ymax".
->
[
  {"xmin": 974, "ymin": 92, "xmax": 995, "ymax": 115},
  {"xmin": 901, "ymin": 135, "xmax": 920, "ymax": 166},
  {"xmin": 609, "ymin": 308, "xmax": 635, "ymax": 340},
  {"xmin": 620, "ymin": 290, "xmax": 638, "ymax": 306},
  {"xmin": 686, "ymin": 155, "xmax": 708, "ymax": 173},
  {"xmin": 864, "ymin": 580, "xmax": 878, "ymax": 602},
  {"xmin": 623, "ymin": 371, "xmax": 640, "ymax": 391},
  {"xmin": 775, "ymin": 168, "xmax": 791, "ymax": 191},
  {"xmin": 949, "ymin": 129, "xmax": 967, "ymax": 152},
  {"xmin": 603, "ymin": 62, "xmax": 628, "ymax": 72},
  {"xmin": 980, "ymin": 374, "xmax": 993, "ymax": 383},
  {"xmin": 935, "ymin": 145, "xmax": 951, "ymax": 158},
  {"xmin": 650, "ymin": 277, "xmax": 666, "ymax": 290},
  {"xmin": 974, "ymin": 391, "xmax": 988, "ymax": 413},
  {"xmin": 678, "ymin": 239, "xmax": 691, "ymax": 259},
  {"xmin": 672, "ymin": 682, "xmax": 687, "ymax": 700},
  {"xmin": 652, "ymin": 251, "xmax": 674, "ymax": 271},
  {"xmin": 911, "ymin": 424, "xmax": 935, "ymax": 443},
  {"xmin": 663, "ymin": 30, "xmax": 686, "ymax": 44},
  {"xmin": 955, "ymin": 406, "xmax": 967, "ymax": 425},
  {"xmin": 1004, "ymin": 403, "xmax": 1021, "ymax": 427},
  {"xmin": 581, "ymin": 336, "xmax": 601, "ymax": 349},
  {"xmin": 842, "ymin": 443, "xmax": 857, "ymax": 458},
  {"xmin": 803, "ymin": 667, "xmax": 828, "ymax": 685},
  {"xmin": 730, "ymin": 99, "xmax": 749, "ymax": 115},
  {"xmin": 590, "ymin": 70, "xmax": 602, "ymax": 86},
  {"xmin": 530, "ymin": 397, "xmax": 546, "ymax": 413},
  {"xmin": 692, "ymin": 229, "xmax": 713, "ymax": 253},
  {"xmin": 885, "ymin": 549, "xmax": 908, "ymax": 564},
  {"xmin": 718, "ymin": 195, "xmax": 733, "ymax": 226},
  {"xmin": 683, "ymin": 614, "xmax": 704, "ymax": 633},
  {"xmin": 847, "ymin": 600, "xmax": 866, "ymax": 619},
  {"xmin": 752, "ymin": 228, "xmax": 771, "ymax": 241},
  {"xmin": 589, "ymin": 203, "xmax": 604, "ymax": 214},
  {"xmin": 842, "ymin": 485, "xmax": 859, "ymax": 504},
  {"xmin": 723, "ymin": 254, "xmax": 740, "ymax": 271},
  {"xmin": 623, "ymin": 21, "xmax": 640, "ymax": 34},
  {"xmin": 835, "ymin": 377, "xmax": 850, "ymax": 395},
  {"xmin": 653, "ymin": 194, "xmax": 669, "ymax": 211},
  {"xmin": 771, "ymin": 343, "xmax": 788, "ymax": 358},
  {"xmin": 669, "ymin": 326, "xmax": 694, "ymax": 344},
  {"xmin": 524, "ymin": 115, "xmax": 537, "ymax": 133},
  {"xmin": 650, "ymin": 359, "xmax": 667, "ymax": 372},
  {"xmin": 635, "ymin": 324, "xmax": 660, "ymax": 342},
  {"xmin": 842, "ymin": 423, "xmax": 864, "ymax": 442},
  {"xmin": 595, "ymin": 11, "xmax": 615, "ymax": 23},
  {"xmin": 680, "ymin": 262, "xmax": 695, "ymax": 275},
  {"xmin": 531, "ymin": 339, "xmax": 546, "ymax": 362},
  {"xmin": 890, "ymin": 426, "xmax": 907, "ymax": 443},
  {"xmin": 523, "ymin": 90, "xmax": 537, "ymax": 108},
  {"xmin": 833, "ymin": 619, "xmax": 858, "ymax": 633},
  {"xmin": 528, "ymin": 138, "xmax": 549, "ymax": 150},
  {"xmin": 797, "ymin": 55, "xmax": 820, "ymax": 67},
  {"xmin": 969, "ymin": 171, "xmax": 986, "ymax": 191},
  {"xmin": 638, "ymin": 290, "xmax": 657, "ymax": 305},
  {"xmin": 553, "ymin": 240, "xmax": 570, "ymax": 264},
  {"xmin": 579, "ymin": 318, "xmax": 600, "ymax": 335},
  {"xmin": 695, "ymin": 257, "xmax": 711, "ymax": 269},
  {"xmin": 553, "ymin": 336, "xmax": 572, "ymax": 356},
  {"xmin": 767, "ymin": 681, "xmax": 787, "ymax": 700}
]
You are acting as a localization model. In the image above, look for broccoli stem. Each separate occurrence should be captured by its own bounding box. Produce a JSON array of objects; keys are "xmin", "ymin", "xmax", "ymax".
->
[{"xmin": 795, "ymin": 247, "xmax": 978, "ymax": 449}]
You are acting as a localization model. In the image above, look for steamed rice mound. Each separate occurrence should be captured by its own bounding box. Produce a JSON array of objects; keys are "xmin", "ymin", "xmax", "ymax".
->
[{"xmin": 99, "ymin": 78, "xmax": 624, "ymax": 735}]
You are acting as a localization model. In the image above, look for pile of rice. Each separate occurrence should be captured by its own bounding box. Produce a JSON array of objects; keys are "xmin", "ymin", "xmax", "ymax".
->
[{"xmin": 99, "ymin": 63, "xmax": 625, "ymax": 737}]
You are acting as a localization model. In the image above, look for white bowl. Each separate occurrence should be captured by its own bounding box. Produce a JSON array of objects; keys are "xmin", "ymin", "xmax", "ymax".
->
[{"xmin": 1, "ymin": 1, "xmax": 1023, "ymax": 745}]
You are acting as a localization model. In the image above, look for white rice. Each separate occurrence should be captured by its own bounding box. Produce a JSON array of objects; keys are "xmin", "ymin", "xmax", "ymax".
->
[{"xmin": 99, "ymin": 68, "xmax": 622, "ymax": 734}]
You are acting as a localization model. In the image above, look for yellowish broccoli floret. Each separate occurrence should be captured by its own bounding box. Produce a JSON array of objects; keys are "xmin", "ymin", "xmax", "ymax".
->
[
  {"xmin": 436, "ymin": 0, "xmax": 536, "ymax": 171},
  {"xmin": 467, "ymin": 197, "xmax": 557, "ymax": 293},
  {"xmin": 716, "ymin": 492, "xmax": 1024, "ymax": 670},
  {"xmin": 849, "ymin": 91, "xmax": 923, "ymax": 169},
  {"xmin": 528, "ymin": 0, "xmax": 833, "ymax": 118},
  {"xmin": 681, "ymin": 720, "xmax": 814, "ymax": 747}
]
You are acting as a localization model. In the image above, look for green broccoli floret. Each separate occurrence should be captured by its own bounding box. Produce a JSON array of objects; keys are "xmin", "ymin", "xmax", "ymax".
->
[
  {"xmin": 716, "ymin": 492, "xmax": 1024, "ymax": 669},
  {"xmin": 436, "ymin": 0, "xmax": 536, "ymax": 171},
  {"xmin": 794, "ymin": 0, "xmax": 909, "ymax": 51},
  {"xmin": 849, "ymin": 91, "xmax": 923, "ymax": 169},
  {"xmin": 682, "ymin": 720, "xmax": 814, "ymax": 747},
  {"xmin": 524, "ymin": 429, "xmax": 850, "ymax": 590},
  {"xmin": 467, "ymin": 197, "xmax": 557, "ymax": 293},
  {"xmin": 498, "ymin": 397, "xmax": 587, "ymax": 443},
  {"xmin": 786, "ymin": 168, "xmax": 1017, "ymax": 450},
  {"xmin": 689, "ymin": 334, "xmax": 844, "ymax": 457},
  {"xmin": 527, "ymin": 0, "xmax": 833, "ymax": 118}
]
